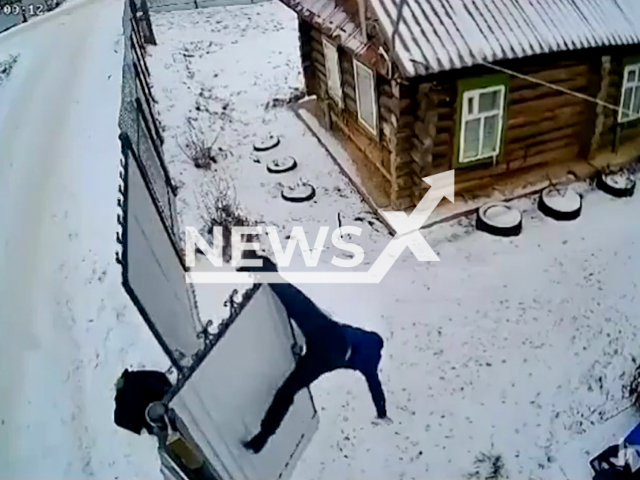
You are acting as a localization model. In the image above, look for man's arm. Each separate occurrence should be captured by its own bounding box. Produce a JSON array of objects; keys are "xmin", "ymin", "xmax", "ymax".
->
[{"xmin": 364, "ymin": 370, "xmax": 387, "ymax": 418}]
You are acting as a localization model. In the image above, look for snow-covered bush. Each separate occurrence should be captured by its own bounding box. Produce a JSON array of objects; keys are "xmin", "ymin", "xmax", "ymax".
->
[
  {"xmin": 0, "ymin": 54, "xmax": 19, "ymax": 87},
  {"xmin": 466, "ymin": 450, "xmax": 507, "ymax": 480},
  {"xmin": 626, "ymin": 362, "xmax": 640, "ymax": 411},
  {"xmin": 178, "ymin": 119, "xmax": 219, "ymax": 170},
  {"xmin": 198, "ymin": 176, "xmax": 258, "ymax": 263}
]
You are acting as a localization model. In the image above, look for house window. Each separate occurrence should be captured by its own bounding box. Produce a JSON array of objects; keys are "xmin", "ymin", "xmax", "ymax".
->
[
  {"xmin": 353, "ymin": 59, "xmax": 378, "ymax": 135},
  {"xmin": 459, "ymin": 85, "xmax": 506, "ymax": 164},
  {"xmin": 619, "ymin": 63, "xmax": 640, "ymax": 122},
  {"xmin": 322, "ymin": 37, "xmax": 343, "ymax": 107}
]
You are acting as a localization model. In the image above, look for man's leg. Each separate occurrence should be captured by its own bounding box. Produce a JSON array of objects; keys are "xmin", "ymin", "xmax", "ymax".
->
[{"xmin": 244, "ymin": 354, "xmax": 324, "ymax": 453}]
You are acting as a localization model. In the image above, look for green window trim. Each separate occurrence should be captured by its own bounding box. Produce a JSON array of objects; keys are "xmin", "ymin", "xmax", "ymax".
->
[
  {"xmin": 453, "ymin": 73, "xmax": 510, "ymax": 169},
  {"xmin": 618, "ymin": 55, "xmax": 640, "ymax": 124}
]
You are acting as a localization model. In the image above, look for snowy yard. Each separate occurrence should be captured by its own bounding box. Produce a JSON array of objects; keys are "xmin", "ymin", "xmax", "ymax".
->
[{"xmin": 147, "ymin": 3, "xmax": 640, "ymax": 479}]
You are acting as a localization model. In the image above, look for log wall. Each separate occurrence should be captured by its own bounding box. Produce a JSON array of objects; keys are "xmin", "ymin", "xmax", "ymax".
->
[
  {"xmin": 298, "ymin": 18, "xmax": 640, "ymax": 210},
  {"xmin": 402, "ymin": 53, "xmax": 604, "ymax": 204},
  {"xmin": 300, "ymin": 20, "xmax": 407, "ymax": 205}
]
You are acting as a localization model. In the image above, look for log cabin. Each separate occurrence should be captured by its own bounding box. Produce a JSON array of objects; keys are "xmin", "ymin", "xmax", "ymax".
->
[{"xmin": 282, "ymin": 0, "xmax": 640, "ymax": 209}]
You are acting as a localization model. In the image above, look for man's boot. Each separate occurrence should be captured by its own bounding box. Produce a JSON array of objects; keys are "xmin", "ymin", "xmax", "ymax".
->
[{"xmin": 243, "ymin": 431, "xmax": 269, "ymax": 454}]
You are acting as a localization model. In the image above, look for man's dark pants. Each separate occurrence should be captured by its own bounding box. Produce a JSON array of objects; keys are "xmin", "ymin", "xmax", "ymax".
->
[{"xmin": 257, "ymin": 353, "xmax": 328, "ymax": 443}]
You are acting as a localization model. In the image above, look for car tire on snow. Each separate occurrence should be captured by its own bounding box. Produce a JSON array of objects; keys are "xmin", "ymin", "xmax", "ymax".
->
[
  {"xmin": 253, "ymin": 134, "xmax": 280, "ymax": 152},
  {"xmin": 281, "ymin": 182, "xmax": 316, "ymax": 203},
  {"xmin": 596, "ymin": 170, "xmax": 636, "ymax": 198},
  {"xmin": 267, "ymin": 156, "xmax": 297, "ymax": 174},
  {"xmin": 538, "ymin": 186, "xmax": 582, "ymax": 221},
  {"xmin": 476, "ymin": 202, "xmax": 523, "ymax": 237}
]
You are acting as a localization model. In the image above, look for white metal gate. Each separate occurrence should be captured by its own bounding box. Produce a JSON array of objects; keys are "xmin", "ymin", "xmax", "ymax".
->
[{"xmin": 168, "ymin": 285, "xmax": 318, "ymax": 480}]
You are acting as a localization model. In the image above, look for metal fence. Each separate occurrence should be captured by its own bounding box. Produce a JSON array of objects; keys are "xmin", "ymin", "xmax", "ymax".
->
[
  {"xmin": 148, "ymin": 0, "xmax": 269, "ymax": 13},
  {"xmin": 117, "ymin": 0, "xmax": 203, "ymax": 371}
]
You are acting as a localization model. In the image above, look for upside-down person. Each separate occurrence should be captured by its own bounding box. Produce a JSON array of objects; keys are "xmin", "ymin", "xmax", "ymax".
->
[{"xmin": 237, "ymin": 254, "xmax": 391, "ymax": 454}]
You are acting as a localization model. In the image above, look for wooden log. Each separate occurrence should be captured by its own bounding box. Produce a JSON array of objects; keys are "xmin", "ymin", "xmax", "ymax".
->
[
  {"xmin": 311, "ymin": 52, "xmax": 326, "ymax": 72},
  {"xmin": 345, "ymin": 96, "xmax": 357, "ymax": 114},
  {"xmin": 396, "ymin": 174, "xmax": 414, "ymax": 189},
  {"xmin": 507, "ymin": 103, "xmax": 583, "ymax": 129},
  {"xmin": 436, "ymin": 119, "xmax": 455, "ymax": 134},
  {"xmin": 398, "ymin": 115, "xmax": 414, "ymax": 129},
  {"xmin": 396, "ymin": 150, "xmax": 413, "ymax": 168},
  {"xmin": 309, "ymin": 26, "xmax": 323, "ymax": 42},
  {"xmin": 507, "ymin": 119, "xmax": 584, "ymax": 144},
  {"xmin": 399, "ymin": 98, "xmax": 414, "ymax": 113},
  {"xmin": 412, "ymin": 185, "xmax": 428, "ymax": 201},
  {"xmin": 620, "ymin": 125, "xmax": 640, "ymax": 145},
  {"xmin": 396, "ymin": 162, "xmax": 414, "ymax": 176},
  {"xmin": 507, "ymin": 145, "xmax": 580, "ymax": 171},
  {"xmin": 379, "ymin": 94, "xmax": 396, "ymax": 113},
  {"xmin": 509, "ymin": 95, "xmax": 585, "ymax": 120},
  {"xmin": 393, "ymin": 196, "xmax": 416, "ymax": 211},
  {"xmin": 506, "ymin": 127, "xmax": 583, "ymax": 156},
  {"xmin": 396, "ymin": 185, "xmax": 415, "ymax": 199},
  {"xmin": 432, "ymin": 144, "xmax": 449, "ymax": 157},
  {"xmin": 510, "ymin": 64, "xmax": 590, "ymax": 90},
  {"xmin": 414, "ymin": 121, "xmax": 433, "ymax": 145},
  {"xmin": 316, "ymin": 68, "xmax": 327, "ymax": 87},
  {"xmin": 506, "ymin": 138, "xmax": 579, "ymax": 163},
  {"xmin": 454, "ymin": 162, "xmax": 508, "ymax": 186},
  {"xmin": 434, "ymin": 132, "xmax": 450, "ymax": 147},
  {"xmin": 509, "ymin": 78, "xmax": 588, "ymax": 104}
]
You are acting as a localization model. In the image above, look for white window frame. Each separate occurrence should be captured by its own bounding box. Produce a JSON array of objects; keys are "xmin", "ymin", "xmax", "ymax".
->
[
  {"xmin": 353, "ymin": 58, "xmax": 378, "ymax": 136},
  {"xmin": 322, "ymin": 37, "xmax": 343, "ymax": 108},
  {"xmin": 459, "ymin": 85, "xmax": 506, "ymax": 165},
  {"xmin": 618, "ymin": 63, "xmax": 640, "ymax": 123}
]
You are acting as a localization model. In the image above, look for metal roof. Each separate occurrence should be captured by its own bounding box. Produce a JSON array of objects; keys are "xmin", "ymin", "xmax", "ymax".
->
[
  {"xmin": 281, "ymin": 0, "xmax": 386, "ymax": 71},
  {"xmin": 367, "ymin": 0, "xmax": 640, "ymax": 77},
  {"xmin": 282, "ymin": 0, "xmax": 368, "ymax": 55}
]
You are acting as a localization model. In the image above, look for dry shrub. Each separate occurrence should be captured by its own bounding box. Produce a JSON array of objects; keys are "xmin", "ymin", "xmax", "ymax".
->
[
  {"xmin": 466, "ymin": 450, "xmax": 506, "ymax": 480},
  {"xmin": 626, "ymin": 362, "xmax": 640, "ymax": 410},
  {"xmin": 178, "ymin": 119, "xmax": 219, "ymax": 170},
  {"xmin": 199, "ymin": 177, "xmax": 259, "ymax": 263},
  {"xmin": 0, "ymin": 54, "xmax": 19, "ymax": 86}
]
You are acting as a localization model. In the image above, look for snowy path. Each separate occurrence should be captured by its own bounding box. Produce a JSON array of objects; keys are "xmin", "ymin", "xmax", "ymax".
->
[
  {"xmin": 0, "ymin": 1, "xmax": 168, "ymax": 478},
  {"xmin": 148, "ymin": 3, "xmax": 640, "ymax": 480}
]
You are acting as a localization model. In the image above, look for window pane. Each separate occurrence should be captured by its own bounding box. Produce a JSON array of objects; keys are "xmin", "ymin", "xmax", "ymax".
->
[
  {"xmin": 463, "ymin": 118, "xmax": 481, "ymax": 160},
  {"xmin": 323, "ymin": 41, "xmax": 342, "ymax": 103},
  {"xmin": 481, "ymin": 114, "xmax": 500, "ymax": 156},
  {"xmin": 467, "ymin": 96, "xmax": 475, "ymax": 115},
  {"xmin": 479, "ymin": 90, "xmax": 500, "ymax": 113},
  {"xmin": 355, "ymin": 63, "xmax": 376, "ymax": 131},
  {"xmin": 633, "ymin": 86, "xmax": 640, "ymax": 116},
  {"xmin": 628, "ymin": 68, "xmax": 637, "ymax": 84},
  {"xmin": 621, "ymin": 87, "xmax": 633, "ymax": 120}
]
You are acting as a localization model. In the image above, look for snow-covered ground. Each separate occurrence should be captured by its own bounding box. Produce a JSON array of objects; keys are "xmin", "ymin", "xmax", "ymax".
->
[
  {"xmin": 0, "ymin": 1, "xmax": 169, "ymax": 478},
  {"xmin": 147, "ymin": 3, "xmax": 640, "ymax": 479}
]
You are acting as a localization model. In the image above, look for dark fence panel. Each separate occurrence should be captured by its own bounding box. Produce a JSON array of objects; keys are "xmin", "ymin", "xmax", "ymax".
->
[
  {"xmin": 119, "ymin": 136, "xmax": 203, "ymax": 369},
  {"xmin": 117, "ymin": 0, "xmax": 203, "ymax": 371}
]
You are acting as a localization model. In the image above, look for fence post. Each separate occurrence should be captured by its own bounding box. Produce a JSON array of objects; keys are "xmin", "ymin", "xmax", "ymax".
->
[{"xmin": 137, "ymin": 0, "xmax": 157, "ymax": 45}]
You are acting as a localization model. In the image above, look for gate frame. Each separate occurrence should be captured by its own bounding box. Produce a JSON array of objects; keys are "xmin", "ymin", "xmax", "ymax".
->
[{"xmin": 117, "ymin": 131, "xmax": 198, "ymax": 373}]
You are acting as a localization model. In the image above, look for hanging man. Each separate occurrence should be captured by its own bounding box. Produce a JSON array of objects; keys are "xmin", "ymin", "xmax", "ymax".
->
[{"xmin": 238, "ymin": 255, "xmax": 391, "ymax": 454}]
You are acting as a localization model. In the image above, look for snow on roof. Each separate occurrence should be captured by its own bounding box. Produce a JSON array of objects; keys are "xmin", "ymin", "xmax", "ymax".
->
[
  {"xmin": 366, "ymin": 0, "xmax": 640, "ymax": 76},
  {"xmin": 280, "ymin": 0, "xmax": 384, "ymax": 70}
]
